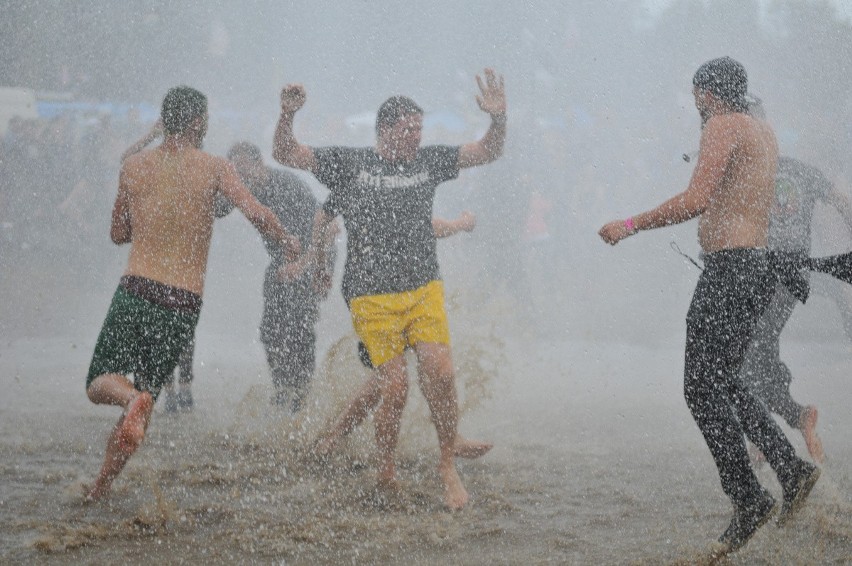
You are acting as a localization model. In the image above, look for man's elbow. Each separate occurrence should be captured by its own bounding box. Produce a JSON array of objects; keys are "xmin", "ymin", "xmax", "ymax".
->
[
  {"xmin": 110, "ymin": 214, "xmax": 131, "ymax": 243},
  {"xmin": 272, "ymin": 142, "xmax": 299, "ymax": 168},
  {"xmin": 479, "ymin": 141, "xmax": 504, "ymax": 165},
  {"xmin": 110, "ymin": 229, "xmax": 130, "ymax": 245},
  {"xmin": 487, "ymin": 145, "xmax": 504, "ymax": 162}
]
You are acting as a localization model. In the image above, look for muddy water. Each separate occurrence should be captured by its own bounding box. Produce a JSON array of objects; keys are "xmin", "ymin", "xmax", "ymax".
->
[{"xmin": 1, "ymin": 259, "xmax": 851, "ymax": 564}]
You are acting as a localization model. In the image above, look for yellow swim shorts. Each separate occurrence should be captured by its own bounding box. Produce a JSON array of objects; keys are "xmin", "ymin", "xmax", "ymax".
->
[{"xmin": 349, "ymin": 280, "xmax": 450, "ymax": 368}]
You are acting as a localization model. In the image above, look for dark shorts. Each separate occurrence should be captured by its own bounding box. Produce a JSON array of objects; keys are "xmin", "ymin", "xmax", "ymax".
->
[{"xmin": 86, "ymin": 277, "xmax": 201, "ymax": 400}]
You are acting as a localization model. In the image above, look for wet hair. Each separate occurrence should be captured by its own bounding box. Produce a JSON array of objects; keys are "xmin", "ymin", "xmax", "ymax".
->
[
  {"xmin": 376, "ymin": 95, "xmax": 423, "ymax": 133},
  {"xmin": 227, "ymin": 141, "xmax": 263, "ymax": 162},
  {"xmin": 161, "ymin": 86, "xmax": 207, "ymax": 135},
  {"xmin": 693, "ymin": 57, "xmax": 748, "ymax": 112}
]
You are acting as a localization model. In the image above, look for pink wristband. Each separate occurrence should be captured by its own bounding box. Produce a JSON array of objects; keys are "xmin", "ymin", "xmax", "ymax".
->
[{"xmin": 624, "ymin": 217, "xmax": 636, "ymax": 234}]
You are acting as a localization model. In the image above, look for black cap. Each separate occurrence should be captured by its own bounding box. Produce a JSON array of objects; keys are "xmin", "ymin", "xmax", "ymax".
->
[{"xmin": 693, "ymin": 57, "xmax": 748, "ymax": 112}]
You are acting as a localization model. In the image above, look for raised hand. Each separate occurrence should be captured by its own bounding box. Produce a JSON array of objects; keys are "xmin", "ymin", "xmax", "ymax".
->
[
  {"xmin": 280, "ymin": 84, "xmax": 307, "ymax": 114},
  {"xmin": 475, "ymin": 68, "xmax": 506, "ymax": 118}
]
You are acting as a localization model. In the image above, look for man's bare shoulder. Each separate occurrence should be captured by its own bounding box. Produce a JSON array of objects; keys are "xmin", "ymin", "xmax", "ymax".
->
[
  {"xmin": 700, "ymin": 113, "xmax": 751, "ymax": 152},
  {"xmin": 704, "ymin": 112, "xmax": 750, "ymax": 133},
  {"xmin": 163, "ymin": 147, "xmax": 227, "ymax": 179},
  {"xmin": 120, "ymin": 149, "xmax": 155, "ymax": 178}
]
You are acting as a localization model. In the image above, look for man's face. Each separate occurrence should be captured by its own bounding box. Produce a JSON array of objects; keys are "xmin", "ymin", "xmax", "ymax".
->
[
  {"xmin": 231, "ymin": 154, "xmax": 266, "ymax": 189},
  {"xmin": 385, "ymin": 113, "xmax": 423, "ymax": 160},
  {"xmin": 693, "ymin": 87, "xmax": 712, "ymax": 126},
  {"xmin": 189, "ymin": 112, "xmax": 209, "ymax": 148}
]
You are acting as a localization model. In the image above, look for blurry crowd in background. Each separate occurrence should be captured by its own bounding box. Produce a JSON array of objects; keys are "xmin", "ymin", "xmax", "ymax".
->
[
  {"xmin": 3, "ymin": 0, "xmax": 852, "ymax": 341},
  {"xmin": 0, "ymin": 96, "xmax": 665, "ymax": 308}
]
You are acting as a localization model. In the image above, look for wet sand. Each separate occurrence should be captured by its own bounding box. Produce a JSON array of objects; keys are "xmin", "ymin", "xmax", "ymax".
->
[
  {"xmin": 2, "ymin": 326, "xmax": 851, "ymax": 564},
  {"xmin": 1, "ymin": 248, "xmax": 851, "ymax": 564}
]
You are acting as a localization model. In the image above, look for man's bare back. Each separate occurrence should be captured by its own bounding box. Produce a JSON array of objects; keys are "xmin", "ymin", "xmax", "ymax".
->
[
  {"xmin": 120, "ymin": 148, "xmax": 221, "ymax": 295},
  {"xmin": 697, "ymin": 113, "xmax": 778, "ymax": 253},
  {"xmin": 117, "ymin": 144, "xmax": 295, "ymax": 296}
]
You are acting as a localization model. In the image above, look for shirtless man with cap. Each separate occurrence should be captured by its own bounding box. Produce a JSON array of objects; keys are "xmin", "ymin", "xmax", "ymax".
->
[{"xmin": 599, "ymin": 57, "xmax": 820, "ymax": 555}]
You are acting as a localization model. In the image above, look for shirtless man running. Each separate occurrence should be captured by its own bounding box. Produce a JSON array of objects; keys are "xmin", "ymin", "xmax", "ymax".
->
[
  {"xmin": 599, "ymin": 57, "xmax": 820, "ymax": 555},
  {"xmin": 273, "ymin": 70, "xmax": 505, "ymax": 510},
  {"xmin": 85, "ymin": 86, "xmax": 299, "ymax": 501}
]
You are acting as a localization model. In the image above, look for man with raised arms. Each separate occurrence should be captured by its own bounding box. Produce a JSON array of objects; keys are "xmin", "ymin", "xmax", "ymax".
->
[
  {"xmin": 599, "ymin": 57, "xmax": 820, "ymax": 555},
  {"xmin": 312, "ymin": 211, "xmax": 484, "ymax": 457},
  {"xmin": 84, "ymin": 86, "xmax": 299, "ymax": 501},
  {"xmin": 272, "ymin": 69, "xmax": 505, "ymax": 510}
]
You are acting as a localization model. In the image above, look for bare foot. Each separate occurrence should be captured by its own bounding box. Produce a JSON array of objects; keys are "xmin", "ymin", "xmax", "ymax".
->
[
  {"xmin": 85, "ymin": 392, "xmax": 153, "ymax": 502},
  {"xmin": 454, "ymin": 437, "xmax": 493, "ymax": 459},
  {"xmin": 799, "ymin": 406, "xmax": 825, "ymax": 464},
  {"xmin": 439, "ymin": 463, "xmax": 469, "ymax": 511},
  {"xmin": 117, "ymin": 392, "xmax": 153, "ymax": 454}
]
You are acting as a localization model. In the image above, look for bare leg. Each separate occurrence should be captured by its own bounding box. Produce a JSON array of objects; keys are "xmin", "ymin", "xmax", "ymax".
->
[
  {"xmin": 415, "ymin": 342, "xmax": 469, "ymax": 510},
  {"xmin": 313, "ymin": 376, "xmax": 382, "ymax": 457},
  {"xmin": 85, "ymin": 374, "xmax": 154, "ymax": 501},
  {"xmin": 799, "ymin": 405, "xmax": 825, "ymax": 464},
  {"xmin": 373, "ymin": 356, "xmax": 409, "ymax": 489}
]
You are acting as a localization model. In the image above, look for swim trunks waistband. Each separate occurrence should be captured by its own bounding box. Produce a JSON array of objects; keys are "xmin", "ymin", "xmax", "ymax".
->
[
  {"xmin": 699, "ymin": 247, "xmax": 766, "ymax": 263},
  {"xmin": 119, "ymin": 275, "xmax": 202, "ymax": 315}
]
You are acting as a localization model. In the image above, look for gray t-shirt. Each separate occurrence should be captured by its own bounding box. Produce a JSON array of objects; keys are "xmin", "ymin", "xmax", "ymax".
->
[
  {"xmin": 768, "ymin": 156, "xmax": 832, "ymax": 252},
  {"xmin": 220, "ymin": 167, "xmax": 324, "ymax": 299},
  {"xmin": 254, "ymin": 168, "xmax": 325, "ymax": 320},
  {"xmin": 254, "ymin": 168, "xmax": 319, "ymax": 265},
  {"xmin": 315, "ymin": 145, "xmax": 460, "ymax": 300}
]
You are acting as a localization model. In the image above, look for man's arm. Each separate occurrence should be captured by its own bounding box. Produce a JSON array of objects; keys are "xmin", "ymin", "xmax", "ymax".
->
[
  {"xmin": 120, "ymin": 120, "xmax": 162, "ymax": 162},
  {"xmin": 110, "ymin": 169, "xmax": 132, "ymax": 244},
  {"xmin": 599, "ymin": 116, "xmax": 736, "ymax": 245},
  {"xmin": 217, "ymin": 160, "xmax": 300, "ymax": 260},
  {"xmin": 432, "ymin": 211, "xmax": 476, "ymax": 238},
  {"xmin": 458, "ymin": 69, "xmax": 507, "ymax": 169},
  {"xmin": 305, "ymin": 208, "xmax": 337, "ymax": 294},
  {"xmin": 272, "ymin": 84, "xmax": 318, "ymax": 173}
]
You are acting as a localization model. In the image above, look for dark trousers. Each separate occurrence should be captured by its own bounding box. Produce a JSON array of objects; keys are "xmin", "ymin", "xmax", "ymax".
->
[
  {"xmin": 260, "ymin": 281, "xmax": 319, "ymax": 406},
  {"xmin": 739, "ymin": 284, "xmax": 802, "ymax": 428},
  {"xmin": 175, "ymin": 335, "xmax": 195, "ymax": 385},
  {"xmin": 684, "ymin": 249, "xmax": 802, "ymax": 508}
]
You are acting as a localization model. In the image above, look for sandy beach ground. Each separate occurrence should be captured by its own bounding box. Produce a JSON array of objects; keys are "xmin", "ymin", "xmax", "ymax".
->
[{"xmin": 1, "ymin": 236, "xmax": 851, "ymax": 565}]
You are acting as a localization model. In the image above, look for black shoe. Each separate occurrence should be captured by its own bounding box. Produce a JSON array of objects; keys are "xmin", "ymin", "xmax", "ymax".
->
[
  {"xmin": 176, "ymin": 389, "xmax": 194, "ymax": 411},
  {"xmin": 778, "ymin": 462, "xmax": 820, "ymax": 527},
  {"xmin": 164, "ymin": 391, "xmax": 179, "ymax": 413},
  {"xmin": 717, "ymin": 494, "xmax": 777, "ymax": 554}
]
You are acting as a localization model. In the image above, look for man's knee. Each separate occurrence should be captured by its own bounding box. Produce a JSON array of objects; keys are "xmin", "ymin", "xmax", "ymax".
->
[
  {"xmin": 86, "ymin": 385, "xmax": 99, "ymax": 404},
  {"xmin": 416, "ymin": 344, "xmax": 454, "ymax": 381},
  {"xmin": 377, "ymin": 363, "xmax": 409, "ymax": 408}
]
